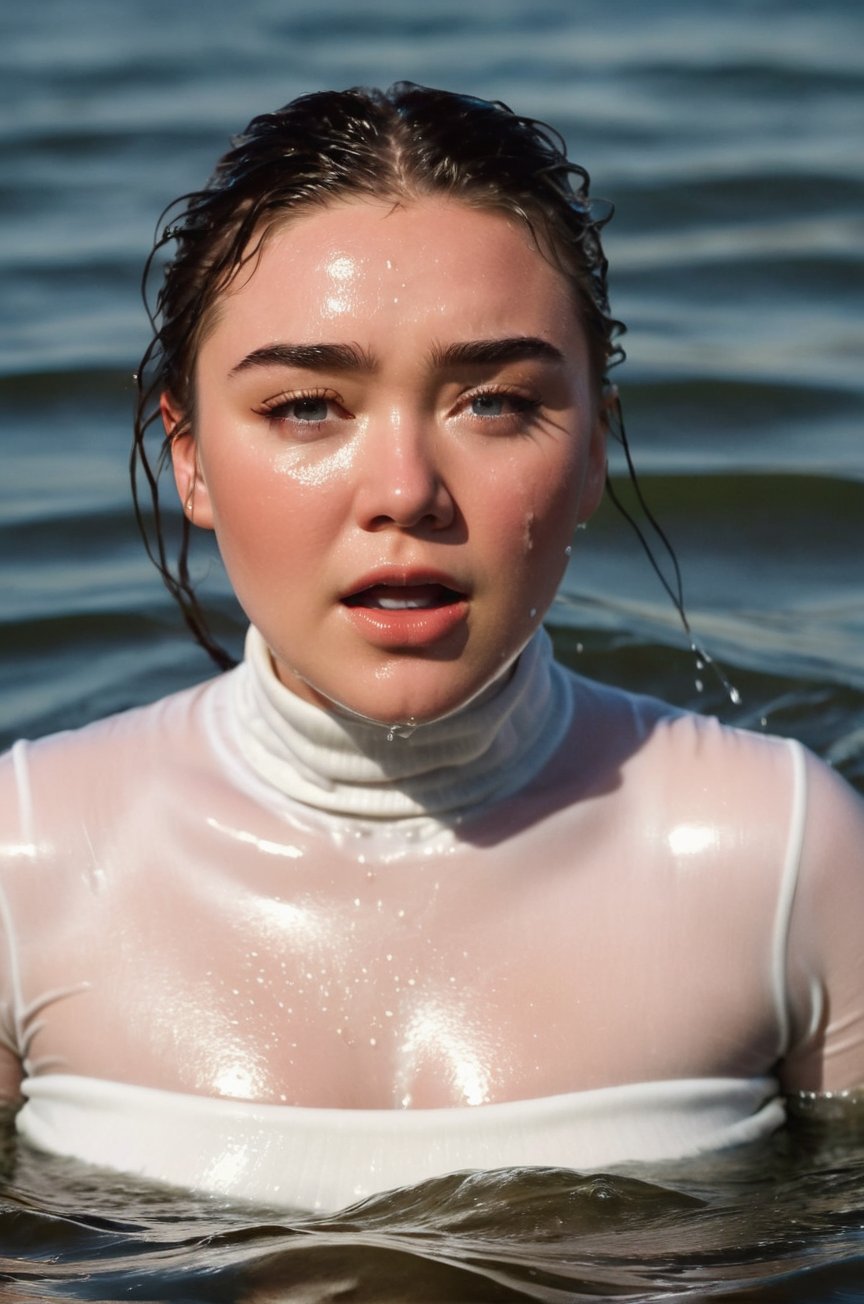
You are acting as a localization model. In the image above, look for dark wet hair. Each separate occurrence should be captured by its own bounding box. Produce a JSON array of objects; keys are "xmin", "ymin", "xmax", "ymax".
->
[{"xmin": 132, "ymin": 83, "xmax": 626, "ymax": 668}]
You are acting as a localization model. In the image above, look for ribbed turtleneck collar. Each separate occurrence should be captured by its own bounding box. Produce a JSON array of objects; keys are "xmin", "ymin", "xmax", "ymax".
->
[{"xmin": 228, "ymin": 626, "xmax": 572, "ymax": 820}]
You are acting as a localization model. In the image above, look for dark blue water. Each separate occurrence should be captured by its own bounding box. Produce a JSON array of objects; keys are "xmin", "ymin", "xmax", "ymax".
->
[{"xmin": 1, "ymin": 0, "xmax": 863, "ymax": 1296}]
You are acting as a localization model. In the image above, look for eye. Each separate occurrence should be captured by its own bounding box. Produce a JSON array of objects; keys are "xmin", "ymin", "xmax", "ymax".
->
[
  {"xmin": 254, "ymin": 389, "xmax": 352, "ymax": 428},
  {"xmin": 463, "ymin": 387, "xmax": 541, "ymax": 425},
  {"xmin": 471, "ymin": 392, "xmax": 511, "ymax": 417},
  {"xmin": 288, "ymin": 395, "xmax": 331, "ymax": 422}
]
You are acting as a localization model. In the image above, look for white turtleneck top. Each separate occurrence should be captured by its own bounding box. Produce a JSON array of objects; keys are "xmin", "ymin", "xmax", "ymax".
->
[{"xmin": 1, "ymin": 628, "xmax": 863, "ymax": 1212}]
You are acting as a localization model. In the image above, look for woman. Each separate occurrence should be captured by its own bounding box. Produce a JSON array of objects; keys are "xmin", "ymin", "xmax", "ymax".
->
[{"xmin": 1, "ymin": 84, "xmax": 862, "ymax": 1213}]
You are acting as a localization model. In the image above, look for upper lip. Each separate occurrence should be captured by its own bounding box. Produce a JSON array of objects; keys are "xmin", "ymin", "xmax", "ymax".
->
[{"xmin": 340, "ymin": 567, "xmax": 469, "ymax": 603}]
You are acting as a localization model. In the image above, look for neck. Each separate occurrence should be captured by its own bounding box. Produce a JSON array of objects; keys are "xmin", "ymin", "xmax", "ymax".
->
[{"xmin": 228, "ymin": 626, "xmax": 572, "ymax": 820}]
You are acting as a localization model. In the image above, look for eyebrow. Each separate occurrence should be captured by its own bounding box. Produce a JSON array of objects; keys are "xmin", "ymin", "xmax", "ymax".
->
[
  {"xmin": 430, "ymin": 337, "xmax": 566, "ymax": 368},
  {"xmin": 230, "ymin": 342, "xmax": 377, "ymax": 376},
  {"xmin": 229, "ymin": 335, "xmax": 565, "ymax": 378}
]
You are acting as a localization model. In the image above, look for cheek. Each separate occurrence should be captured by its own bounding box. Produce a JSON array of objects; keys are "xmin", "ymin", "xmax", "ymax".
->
[
  {"xmin": 491, "ymin": 450, "xmax": 584, "ymax": 563},
  {"xmin": 201, "ymin": 454, "xmax": 338, "ymax": 591}
]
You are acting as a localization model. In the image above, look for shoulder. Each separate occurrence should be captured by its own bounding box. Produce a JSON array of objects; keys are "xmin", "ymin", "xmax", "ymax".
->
[
  {"xmin": 556, "ymin": 664, "xmax": 795, "ymax": 794},
  {"xmin": 542, "ymin": 666, "xmax": 845, "ymax": 891},
  {"xmin": 0, "ymin": 670, "xmax": 235, "ymax": 850}
]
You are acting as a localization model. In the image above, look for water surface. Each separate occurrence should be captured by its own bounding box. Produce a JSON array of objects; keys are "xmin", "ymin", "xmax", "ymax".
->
[{"xmin": 1, "ymin": 1, "xmax": 863, "ymax": 1297}]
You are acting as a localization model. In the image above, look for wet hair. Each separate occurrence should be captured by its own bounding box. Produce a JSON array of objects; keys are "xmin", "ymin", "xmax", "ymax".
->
[{"xmin": 132, "ymin": 82, "xmax": 626, "ymax": 669}]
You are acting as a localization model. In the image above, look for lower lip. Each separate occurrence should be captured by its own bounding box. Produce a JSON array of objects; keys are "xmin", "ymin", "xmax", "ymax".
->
[{"xmin": 341, "ymin": 600, "xmax": 469, "ymax": 648}]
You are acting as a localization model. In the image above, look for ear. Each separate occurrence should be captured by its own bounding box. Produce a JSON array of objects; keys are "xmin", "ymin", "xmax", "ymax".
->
[
  {"xmin": 576, "ymin": 386, "xmax": 614, "ymax": 523},
  {"xmin": 161, "ymin": 393, "xmax": 215, "ymax": 530}
]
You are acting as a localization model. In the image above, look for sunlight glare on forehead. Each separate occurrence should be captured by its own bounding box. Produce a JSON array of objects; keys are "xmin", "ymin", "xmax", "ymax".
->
[
  {"xmin": 328, "ymin": 255, "xmax": 355, "ymax": 281},
  {"xmin": 323, "ymin": 254, "xmax": 357, "ymax": 314}
]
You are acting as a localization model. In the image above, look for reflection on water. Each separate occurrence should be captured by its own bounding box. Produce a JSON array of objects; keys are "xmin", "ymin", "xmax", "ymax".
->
[{"xmin": 2, "ymin": 1099, "xmax": 864, "ymax": 1301}]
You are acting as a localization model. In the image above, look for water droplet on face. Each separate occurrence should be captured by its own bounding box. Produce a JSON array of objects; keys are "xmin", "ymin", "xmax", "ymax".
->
[
  {"xmin": 386, "ymin": 719, "xmax": 418, "ymax": 741},
  {"xmin": 529, "ymin": 607, "xmax": 537, "ymax": 619},
  {"xmin": 564, "ymin": 545, "xmax": 572, "ymax": 557}
]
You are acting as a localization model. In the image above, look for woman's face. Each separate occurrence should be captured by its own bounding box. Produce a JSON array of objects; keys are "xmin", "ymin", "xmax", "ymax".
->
[{"xmin": 168, "ymin": 198, "xmax": 607, "ymax": 724}]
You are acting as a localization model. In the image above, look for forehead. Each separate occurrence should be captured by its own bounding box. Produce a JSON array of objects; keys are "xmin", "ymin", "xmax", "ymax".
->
[{"xmin": 205, "ymin": 197, "xmax": 584, "ymax": 355}]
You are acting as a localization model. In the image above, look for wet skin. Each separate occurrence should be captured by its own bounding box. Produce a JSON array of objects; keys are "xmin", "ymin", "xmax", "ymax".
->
[{"xmin": 167, "ymin": 197, "xmax": 608, "ymax": 727}]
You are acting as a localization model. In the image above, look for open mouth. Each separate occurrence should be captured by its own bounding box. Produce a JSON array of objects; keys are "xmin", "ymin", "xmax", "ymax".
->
[{"xmin": 342, "ymin": 583, "xmax": 465, "ymax": 611}]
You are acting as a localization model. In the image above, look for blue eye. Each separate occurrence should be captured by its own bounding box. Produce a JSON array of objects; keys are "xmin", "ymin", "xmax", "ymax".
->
[
  {"xmin": 291, "ymin": 396, "xmax": 330, "ymax": 422},
  {"xmin": 469, "ymin": 390, "xmax": 538, "ymax": 421},
  {"xmin": 471, "ymin": 392, "xmax": 508, "ymax": 417}
]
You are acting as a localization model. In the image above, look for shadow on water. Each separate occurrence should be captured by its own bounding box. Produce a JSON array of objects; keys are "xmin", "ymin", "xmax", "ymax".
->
[{"xmin": 3, "ymin": 1103, "xmax": 864, "ymax": 1302}]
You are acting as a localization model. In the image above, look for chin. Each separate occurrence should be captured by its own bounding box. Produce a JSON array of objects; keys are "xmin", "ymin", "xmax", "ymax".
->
[{"xmin": 309, "ymin": 669, "xmax": 499, "ymax": 730}]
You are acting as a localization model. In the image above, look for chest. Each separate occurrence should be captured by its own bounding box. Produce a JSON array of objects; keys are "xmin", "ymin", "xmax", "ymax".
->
[{"xmin": 23, "ymin": 789, "xmax": 784, "ymax": 1106}]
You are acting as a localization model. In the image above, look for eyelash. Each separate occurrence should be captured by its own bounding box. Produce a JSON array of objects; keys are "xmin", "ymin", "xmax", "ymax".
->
[
  {"xmin": 252, "ymin": 384, "xmax": 543, "ymax": 432},
  {"xmin": 253, "ymin": 388, "xmax": 348, "ymax": 424},
  {"xmin": 459, "ymin": 384, "xmax": 542, "ymax": 431}
]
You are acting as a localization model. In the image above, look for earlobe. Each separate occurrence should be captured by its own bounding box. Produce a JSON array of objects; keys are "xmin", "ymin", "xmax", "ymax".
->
[{"xmin": 161, "ymin": 393, "xmax": 216, "ymax": 530}]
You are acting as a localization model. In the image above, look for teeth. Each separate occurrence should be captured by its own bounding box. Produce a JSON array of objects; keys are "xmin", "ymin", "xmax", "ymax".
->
[
  {"xmin": 375, "ymin": 596, "xmax": 434, "ymax": 610},
  {"xmin": 343, "ymin": 582, "xmax": 462, "ymax": 611}
]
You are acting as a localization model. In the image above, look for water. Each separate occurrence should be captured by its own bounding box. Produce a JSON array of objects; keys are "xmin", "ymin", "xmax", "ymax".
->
[
  {"xmin": 3, "ymin": 1106, "xmax": 864, "ymax": 1301},
  {"xmin": 1, "ymin": 0, "xmax": 863, "ymax": 1296}
]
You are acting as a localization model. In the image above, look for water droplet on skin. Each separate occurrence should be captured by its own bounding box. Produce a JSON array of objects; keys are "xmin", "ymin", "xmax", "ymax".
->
[
  {"xmin": 529, "ymin": 607, "xmax": 537, "ymax": 619},
  {"xmin": 564, "ymin": 545, "xmax": 572, "ymax": 557},
  {"xmin": 386, "ymin": 718, "xmax": 418, "ymax": 741}
]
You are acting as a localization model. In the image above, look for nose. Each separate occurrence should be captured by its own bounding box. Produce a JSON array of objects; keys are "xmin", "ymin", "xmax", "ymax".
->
[{"xmin": 354, "ymin": 419, "xmax": 455, "ymax": 533}]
